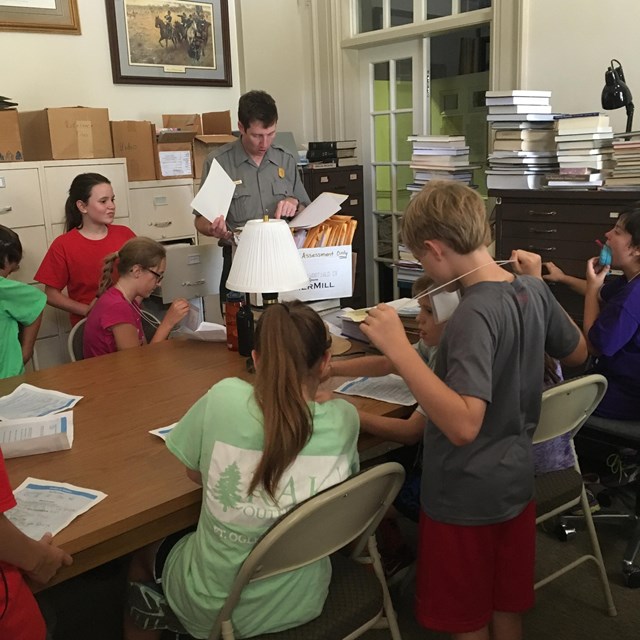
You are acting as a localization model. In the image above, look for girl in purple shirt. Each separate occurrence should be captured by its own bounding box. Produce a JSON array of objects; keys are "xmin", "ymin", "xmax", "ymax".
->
[{"xmin": 584, "ymin": 207, "xmax": 640, "ymax": 420}]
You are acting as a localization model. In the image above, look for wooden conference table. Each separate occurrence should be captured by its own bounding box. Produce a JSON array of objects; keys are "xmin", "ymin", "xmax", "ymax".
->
[{"xmin": 3, "ymin": 339, "xmax": 410, "ymax": 588}]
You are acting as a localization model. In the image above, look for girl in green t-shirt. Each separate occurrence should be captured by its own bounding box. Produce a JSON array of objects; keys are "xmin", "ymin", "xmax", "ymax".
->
[
  {"xmin": 124, "ymin": 301, "xmax": 360, "ymax": 639},
  {"xmin": 0, "ymin": 225, "xmax": 46, "ymax": 379}
]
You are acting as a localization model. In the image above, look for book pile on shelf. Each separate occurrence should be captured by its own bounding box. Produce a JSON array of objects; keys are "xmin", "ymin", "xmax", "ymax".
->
[
  {"xmin": 545, "ymin": 113, "xmax": 614, "ymax": 189},
  {"xmin": 305, "ymin": 140, "xmax": 358, "ymax": 168},
  {"xmin": 407, "ymin": 135, "xmax": 477, "ymax": 194},
  {"xmin": 603, "ymin": 131, "xmax": 640, "ymax": 188},
  {"xmin": 394, "ymin": 243, "xmax": 423, "ymax": 287},
  {"xmin": 486, "ymin": 90, "xmax": 558, "ymax": 190}
]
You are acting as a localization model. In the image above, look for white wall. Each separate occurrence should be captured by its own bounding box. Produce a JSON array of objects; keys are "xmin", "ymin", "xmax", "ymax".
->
[
  {"xmin": 236, "ymin": 0, "xmax": 314, "ymax": 146},
  {"xmin": 0, "ymin": 0, "xmax": 242, "ymax": 126},
  {"xmin": 522, "ymin": 0, "xmax": 640, "ymax": 133}
]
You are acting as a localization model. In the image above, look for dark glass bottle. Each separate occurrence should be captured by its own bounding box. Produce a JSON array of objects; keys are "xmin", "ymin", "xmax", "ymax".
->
[
  {"xmin": 237, "ymin": 300, "xmax": 255, "ymax": 357},
  {"xmin": 225, "ymin": 291, "xmax": 243, "ymax": 351}
]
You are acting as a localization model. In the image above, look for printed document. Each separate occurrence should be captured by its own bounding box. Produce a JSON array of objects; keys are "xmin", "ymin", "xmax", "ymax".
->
[
  {"xmin": 0, "ymin": 384, "xmax": 82, "ymax": 421},
  {"xmin": 190, "ymin": 158, "xmax": 236, "ymax": 222},
  {"xmin": 0, "ymin": 411, "xmax": 74, "ymax": 459},
  {"xmin": 6, "ymin": 478, "xmax": 107, "ymax": 540},
  {"xmin": 288, "ymin": 192, "xmax": 348, "ymax": 229},
  {"xmin": 335, "ymin": 374, "xmax": 416, "ymax": 406},
  {"xmin": 149, "ymin": 423, "xmax": 177, "ymax": 441}
]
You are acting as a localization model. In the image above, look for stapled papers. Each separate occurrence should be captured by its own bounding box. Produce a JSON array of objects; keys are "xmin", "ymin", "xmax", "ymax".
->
[{"xmin": 0, "ymin": 411, "xmax": 74, "ymax": 459}]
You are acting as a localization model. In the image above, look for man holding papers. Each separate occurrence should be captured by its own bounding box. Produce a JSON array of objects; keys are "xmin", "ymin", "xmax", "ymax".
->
[
  {"xmin": 193, "ymin": 90, "xmax": 310, "ymax": 300},
  {"xmin": 0, "ymin": 448, "xmax": 72, "ymax": 639}
]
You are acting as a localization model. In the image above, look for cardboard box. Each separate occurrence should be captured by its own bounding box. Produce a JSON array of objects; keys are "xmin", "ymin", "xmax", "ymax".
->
[
  {"xmin": 18, "ymin": 107, "xmax": 113, "ymax": 160},
  {"xmin": 162, "ymin": 113, "xmax": 203, "ymax": 135},
  {"xmin": 110, "ymin": 120, "xmax": 156, "ymax": 181},
  {"xmin": 282, "ymin": 245, "xmax": 353, "ymax": 302},
  {"xmin": 192, "ymin": 110, "xmax": 236, "ymax": 179},
  {"xmin": 0, "ymin": 109, "xmax": 23, "ymax": 162},
  {"xmin": 202, "ymin": 110, "xmax": 233, "ymax": 135},
  {"xmin": 154, "ymin": 129, "xmax": 196, "ymax": 180}
]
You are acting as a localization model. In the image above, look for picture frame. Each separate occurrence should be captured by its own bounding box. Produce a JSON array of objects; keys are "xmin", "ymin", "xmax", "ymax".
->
[
  {"xmin": 105, "ymin": 0, "xmax": 232, "ymax": 87},
  {"xmin": 0, "ymin": 0, "xmax": 81, "ymax": 34}
]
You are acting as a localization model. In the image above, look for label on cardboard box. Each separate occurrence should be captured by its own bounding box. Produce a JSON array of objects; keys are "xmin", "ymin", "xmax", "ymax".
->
[
  {"xmin": 282, "ymin": 246, "xmax": 353, "ymax": 302},
  {"xmin": 159, "ymin": 149, "xmax": 192, "ymax": 177}
]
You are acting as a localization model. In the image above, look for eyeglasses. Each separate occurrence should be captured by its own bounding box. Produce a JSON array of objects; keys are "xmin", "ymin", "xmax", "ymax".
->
[{"xmin": 146, "ymin": 267, "xmax": 164, "ymax": 283}]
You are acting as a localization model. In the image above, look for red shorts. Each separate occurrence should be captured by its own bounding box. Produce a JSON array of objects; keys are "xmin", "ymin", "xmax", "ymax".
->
[{"xmin": 415, "ymin": 501, "xmax": 536, "ymax": 634}]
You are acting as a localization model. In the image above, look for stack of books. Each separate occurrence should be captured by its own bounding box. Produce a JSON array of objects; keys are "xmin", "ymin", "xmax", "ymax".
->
[
  {"xmin": 305, "ymin": 140, "xmax": 358, "ymax": 168},
  {"xmin": 407, "ymin": 135, "xmax": 476, "ymax": 194},
  {"xmin": 485, "ymin": 90, "xmax": 558, "ymax": 190},
  {"xmin": 394, "ymin": 243, "xmax": 423, "ymax": 286},
  {"xmin": 603, "ymin": 131, "xmax": 640, "ymax": 188},
  {"xmin": 546, "ymin": 113, "xmax": 614, "ymax": 189}
]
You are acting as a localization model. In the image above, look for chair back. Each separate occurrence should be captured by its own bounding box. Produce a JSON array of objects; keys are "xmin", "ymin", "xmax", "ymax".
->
[
  {"xmin": 209, "ymin": 462, "xmax": 405, "ymax": 640},
  {"xmin": 533, "ymin": 374, "xmax": 608, "ymax": 445},
  {"xmin": 68, "ymin": 318, "xmax": 87, "ymax": 362}
]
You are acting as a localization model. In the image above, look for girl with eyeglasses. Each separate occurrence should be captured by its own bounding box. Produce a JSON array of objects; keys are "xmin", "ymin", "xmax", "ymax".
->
[
  {"xmin": 34, "ymin": 173, "xmax": 136, "ymax": 327},
  {"xmin": 123, "ymin": 300, "xmax": 360, "ymax": 640},
  {"xmin": 83, "ymin": 237, "xmax": 189, "ymax": 358}
]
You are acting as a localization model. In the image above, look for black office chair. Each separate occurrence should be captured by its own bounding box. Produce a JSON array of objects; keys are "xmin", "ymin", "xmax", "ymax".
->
[{"xmin": 564, "ymin": 415, "xmax": 640, "ymax": 587}]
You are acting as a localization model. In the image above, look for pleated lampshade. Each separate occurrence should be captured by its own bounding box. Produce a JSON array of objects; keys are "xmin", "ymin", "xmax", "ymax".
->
[{"xmin": 226, "ymin": 218, "xmax": 309, "ymax": 295}]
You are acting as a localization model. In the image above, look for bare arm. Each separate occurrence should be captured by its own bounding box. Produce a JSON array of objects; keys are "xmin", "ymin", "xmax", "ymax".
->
[
  {"xmin": 362, "ymin": 307, "xmax": 487, "ymax": 446},
  {"xmin": 194, "ymin": 214, "xmax": 233, "ymax": 241},
  {"xmin": 150, "ymin": 299, "xmax": 190, "ymax": 343},
  {"xmin": 582, "ymin": 257, "xmax": 609, "ymax": 356},
  {"xmin": 186, "ymin": 467, "xmax": 202, "ymax": 485},
  {"xmin": 111, "ymin": 323, "xmax": 143, "ymax": 351},
  {"xmin": 0, "ymin": 515, "xmax": 72, "ymax": 584},
  {"xmin": 328, "ymin": 354, "xmax": 396, "ymax": 379},
  {"xmin": 543, "ymin": 261, "xmax": 587, "ymax": 296},
  {"xmin": 44, "ymin": 285, "xmax": 91, "ymax": 317},
  {"xmin": 359, "ymin": 409, "xmax": 425, "ymax": 445},
  {"xmin": 19, "ymin": 312, "xmax": 43, "ymax": 365}
]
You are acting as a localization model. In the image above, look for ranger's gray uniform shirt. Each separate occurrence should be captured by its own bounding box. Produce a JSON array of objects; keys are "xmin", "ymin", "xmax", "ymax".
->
[{"xmin": 194, "ymin": 138, "xmax": 310, "ymax": 231}]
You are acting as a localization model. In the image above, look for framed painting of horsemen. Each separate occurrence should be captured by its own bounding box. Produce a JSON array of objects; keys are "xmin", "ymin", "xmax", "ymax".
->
[
  {"xmin": 0, "ymin": 0, "xmax": 80, "ymax": 34},
  {"xmin": 105, "ymin": 0, "xmax": 232, "ymax": 86}
]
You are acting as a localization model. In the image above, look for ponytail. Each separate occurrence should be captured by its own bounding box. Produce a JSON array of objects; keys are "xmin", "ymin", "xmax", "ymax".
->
[
  {"xmin": 249, "ymin": 301, "xmax": 331, "ymax": 501},
  {"xmin": 97, "ymin": 251, "xmax": 119, "ymax": 297},
  {"xmin": 97, "ymin": 237, "xmax": 166, "ymax": 297}
]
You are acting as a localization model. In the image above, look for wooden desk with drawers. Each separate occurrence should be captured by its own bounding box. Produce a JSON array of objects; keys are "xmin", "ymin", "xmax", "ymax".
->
[{"xmin": 492, "ymin": 189, "xmax": 640, "ymax": 323}]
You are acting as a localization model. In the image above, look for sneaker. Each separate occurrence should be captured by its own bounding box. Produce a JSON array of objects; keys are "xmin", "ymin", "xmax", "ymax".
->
[
  {"xmin": 569, "ymin": 488, "xmax": 601, "ymax": 516},
  {"xmin": 127, "ymin": 581, "xmax": 186, "ymax": 633}
]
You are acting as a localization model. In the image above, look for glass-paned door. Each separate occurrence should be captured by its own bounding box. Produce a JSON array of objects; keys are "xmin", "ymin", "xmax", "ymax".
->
[
  {"xmin": 360, "ymin": 41, "xmax": 423, "ymax": 302},
  {"xmin": 429, "ymin": 25, "xmax": 490, "ymax": 193}
]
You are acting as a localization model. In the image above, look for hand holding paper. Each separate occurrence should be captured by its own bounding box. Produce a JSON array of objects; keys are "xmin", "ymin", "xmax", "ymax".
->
[{"xmin": 190, "ymin": 158, "xmax": 236, "ymax": 223}]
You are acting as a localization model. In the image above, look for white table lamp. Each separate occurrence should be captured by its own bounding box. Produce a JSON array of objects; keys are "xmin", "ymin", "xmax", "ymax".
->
[{"xmin": 226, "ymin": 217, "xmax": 309, "ymax": 305}]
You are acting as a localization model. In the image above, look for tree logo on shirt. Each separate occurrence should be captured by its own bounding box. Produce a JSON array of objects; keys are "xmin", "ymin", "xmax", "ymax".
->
[{"xmin": 212, "ymin": 462, "xmax": 242, "ymax": 511}]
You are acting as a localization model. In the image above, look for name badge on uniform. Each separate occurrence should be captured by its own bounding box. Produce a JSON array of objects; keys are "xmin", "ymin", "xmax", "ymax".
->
[{"xmin": 278, "ymin": 167, "xmax": 285, "ymax": 178}]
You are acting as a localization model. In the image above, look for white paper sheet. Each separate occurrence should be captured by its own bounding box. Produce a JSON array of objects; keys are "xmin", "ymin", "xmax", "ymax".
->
[
  {"xmin": 190, "ymin": 158, "xmax": 236, "ymax": 222},
  {"xmin": 177, "ymin": 322, "xmax": 227, "ymax": 342},
  {"xmin": 158, "ymin": 150, "xmax": 192, "ymax": 177},
  {"xmin": 335, "ymin": 374, "xmax": 417, "ymax": 406},
  {"xmin": 149, "ymin": 423, "xmax": 177, "ymax": 441},
  {"xmin": 0, "ymin": 384, "xmax": 83, "ymax": 421},
  {"xmin": 340, "ymin": 298, "xmax": 419, "ymax": 323},
  {"xmin": 0, "ymin": 411, "xmax": 74, "ymax": 459},
  {"xmin": 6, "ymin": 478, "xmax": 107, "ymax": 540},
  {"xmin": 288, "ymin": 192, "xmax": 348, "ymax": 229}
]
